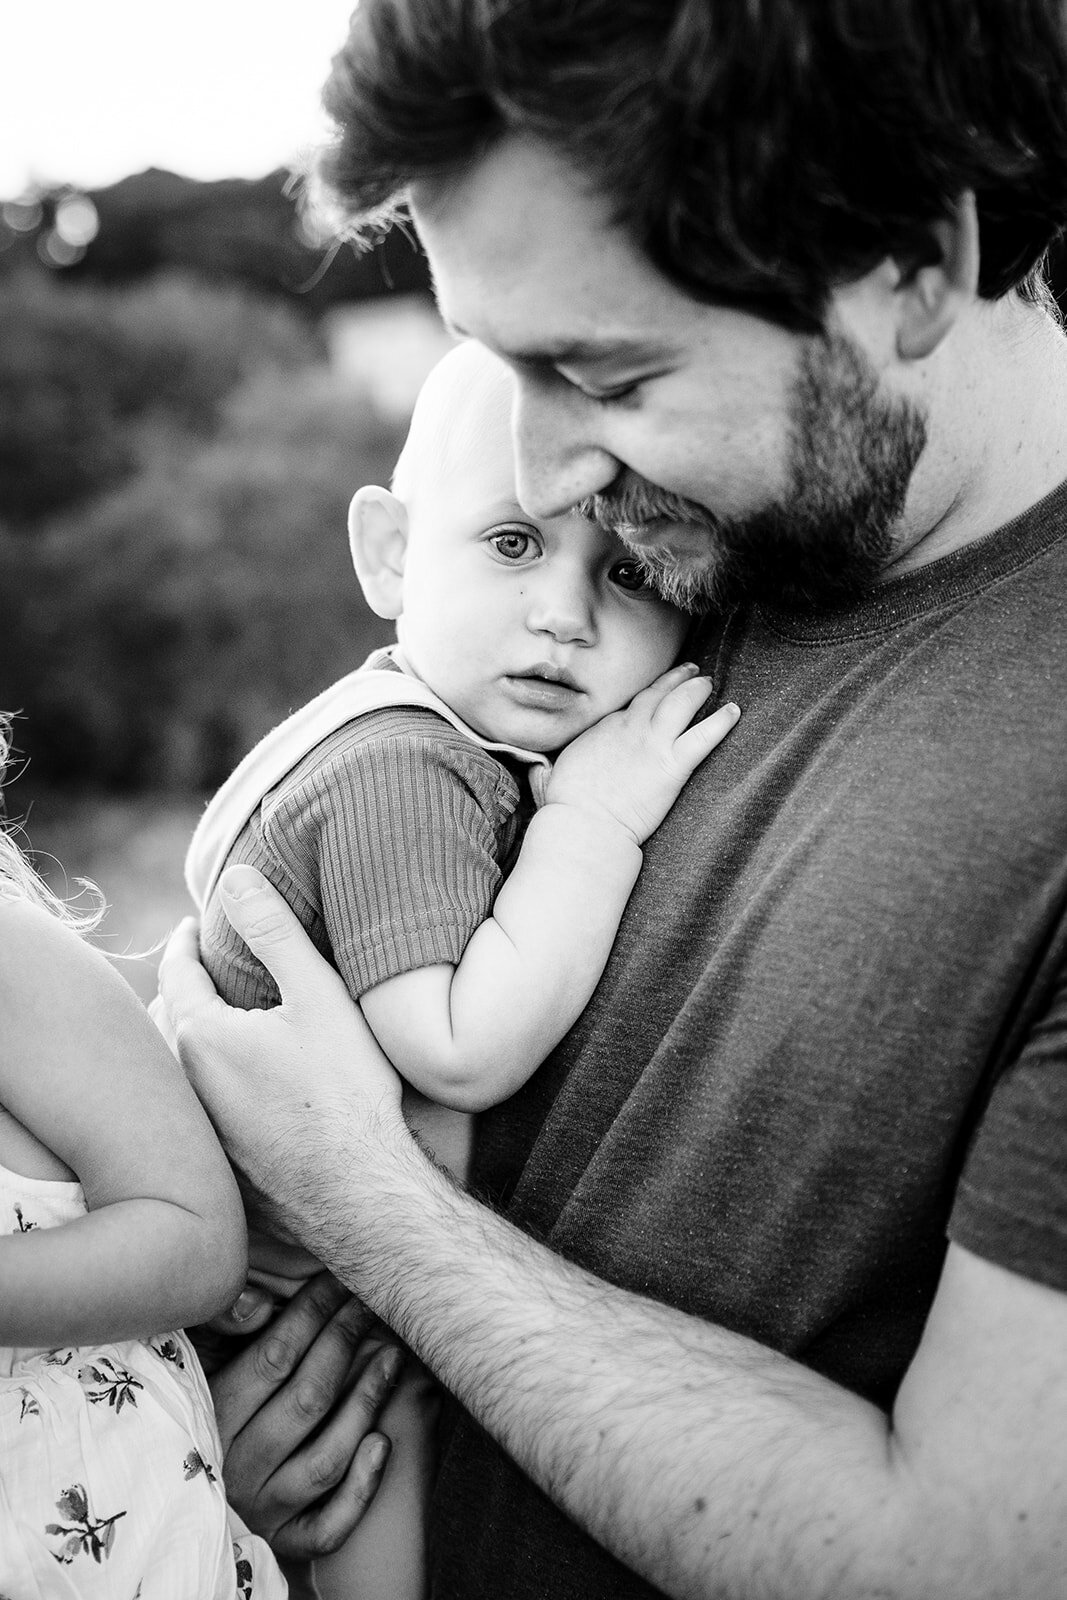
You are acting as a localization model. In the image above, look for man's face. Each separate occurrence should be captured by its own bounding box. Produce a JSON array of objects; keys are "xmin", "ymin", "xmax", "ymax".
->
[{"xmin": 411, "ymin": 135, "xmax": 928, "ymax": 610}]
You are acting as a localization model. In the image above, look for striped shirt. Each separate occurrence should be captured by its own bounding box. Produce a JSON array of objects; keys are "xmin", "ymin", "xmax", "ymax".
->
[{"xmin": 200, "ymin": 706, "xmax": 528, "ymax": 1012}]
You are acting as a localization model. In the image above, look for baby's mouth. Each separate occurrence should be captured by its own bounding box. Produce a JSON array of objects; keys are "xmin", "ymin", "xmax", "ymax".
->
[
  {"xmin": 521, "ymin": 663, "xmax": 580, "ymax": 690},
  {"xmin": 504, "ymin": 666, "xmax": 583, "ymax": 708}
]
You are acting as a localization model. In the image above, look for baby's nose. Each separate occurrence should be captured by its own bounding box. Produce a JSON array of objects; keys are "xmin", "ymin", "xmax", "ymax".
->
[{"xmin": 526, "ymin": 572, "xmax": 597, "ymax": 644}]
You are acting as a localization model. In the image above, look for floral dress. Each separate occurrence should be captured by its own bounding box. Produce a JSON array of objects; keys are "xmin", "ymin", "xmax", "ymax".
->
[{"xmin": 0, "ymin": 1161, "xmax": 287, "ymax": 1598}]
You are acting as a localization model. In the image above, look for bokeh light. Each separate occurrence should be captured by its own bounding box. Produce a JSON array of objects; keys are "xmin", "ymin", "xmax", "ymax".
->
[
  {"xmin": 2, "ymin": 196, "xmax": 43, "ymax": 233},
  {"xmin": 37, "ymin": 230, "xmax": 85, "ymax": 268},
  {"xmin": 55, "ymin": 193, "xmax": 99, "ymax": 247}
]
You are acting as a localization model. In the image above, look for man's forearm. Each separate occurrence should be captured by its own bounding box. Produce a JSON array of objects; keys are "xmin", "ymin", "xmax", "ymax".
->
[
  {"xmin": 158, "ymin": 895, "xmax": 1057, "ymax": 1600},
  {"xmin": 291, "ymin": 1112, "xmax": 966, "ymax": 1600}
]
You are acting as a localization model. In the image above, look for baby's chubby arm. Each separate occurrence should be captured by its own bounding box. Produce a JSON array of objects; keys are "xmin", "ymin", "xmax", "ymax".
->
[
  {"xmin": 0, "ymin": 899, "xmax": 247, "ymax": 1347},
  {"xmin": 361, "ymin": 665, "xmax": 739, "ymax": 1108}
]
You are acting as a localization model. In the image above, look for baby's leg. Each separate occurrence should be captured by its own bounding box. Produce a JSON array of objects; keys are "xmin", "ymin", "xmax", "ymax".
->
[{"xmin": 312, "ymin": 1363, "xmax": 441, "ymax": 1600}]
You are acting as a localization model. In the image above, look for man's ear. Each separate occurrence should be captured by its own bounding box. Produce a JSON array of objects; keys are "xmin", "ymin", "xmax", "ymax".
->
[
  {"xmin": 895, "ymin": 190, "xmax": 980, "ymax": 361},
  {"xmin": 348, "ymin": 486, "xmax": 408, "ymax": 620}
]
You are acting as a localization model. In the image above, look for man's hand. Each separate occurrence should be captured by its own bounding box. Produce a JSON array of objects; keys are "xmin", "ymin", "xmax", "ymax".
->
[
  {"xmin": 545, "ymin": 663, "xmax": 740, "ymax": 844},
  {"xmin": 155, "ymin": 869, "xmax": 409, "ymax": 1248},
  {"xmin": 211, "ymin": 1272, "xmax": 404, "ymax": 1558}
]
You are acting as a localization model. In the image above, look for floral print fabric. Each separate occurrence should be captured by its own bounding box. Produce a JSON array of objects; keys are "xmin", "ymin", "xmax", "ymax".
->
[{"xmin": 0, "ymin": 1162, "xmax": 287, "ymax": 1598}]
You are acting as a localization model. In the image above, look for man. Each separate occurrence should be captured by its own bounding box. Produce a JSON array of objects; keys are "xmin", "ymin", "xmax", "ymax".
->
[{"xmin": 160, "ymin": 3, "xmax": 1067, "ymax": 1595}]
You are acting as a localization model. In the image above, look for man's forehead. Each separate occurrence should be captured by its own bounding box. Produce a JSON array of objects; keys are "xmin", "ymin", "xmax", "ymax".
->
[{"xmin": 411, "ymin": 134, "xmax": 694, "ymax": 358}]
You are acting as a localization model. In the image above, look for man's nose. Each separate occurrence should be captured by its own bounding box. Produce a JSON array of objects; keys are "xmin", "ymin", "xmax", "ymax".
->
[{"xmin": 512, "ymin": 378, "xmax": 618, "ymax": 518}]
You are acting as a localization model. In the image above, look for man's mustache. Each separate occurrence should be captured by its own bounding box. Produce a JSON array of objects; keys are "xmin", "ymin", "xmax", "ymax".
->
[
  {"xmin": 575, "ymin": 477, "xmax": 726, "ymax": 614},
  {"xmin": 575, "ymin": 476, "xmax": 714, "ymax": 537}
]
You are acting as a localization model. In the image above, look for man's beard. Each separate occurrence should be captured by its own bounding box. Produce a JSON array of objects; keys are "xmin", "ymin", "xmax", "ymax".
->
[{"xmin": 579, "ymin": 329, "xmax": 928, "ymax": 612}]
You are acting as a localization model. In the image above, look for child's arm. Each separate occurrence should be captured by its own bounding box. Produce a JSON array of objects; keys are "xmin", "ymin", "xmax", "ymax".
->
[
  {"xmin": 0, "ymin": 897, "xmax": 247, "ymax": 1347},
  {"xmin": 360, "ymin": 665, "xmax": 739, "ymax": 1109}
]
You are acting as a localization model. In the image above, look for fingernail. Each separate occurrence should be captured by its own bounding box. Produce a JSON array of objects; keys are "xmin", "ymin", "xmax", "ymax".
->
[
  {"xmin": 220, "ymin": 864, "xmax": 265, "ymax": 901},
  {"xmin": 230, "ymin": 1289, "xmax": 261, "ymax": 1323},
  {"xmin": 380, "ymin": 1347, "xmax": 404, "ymax": 1387},
  {"xmin": 367, "ymin": 1435, "xmax": 390, "ymax": 1473}
]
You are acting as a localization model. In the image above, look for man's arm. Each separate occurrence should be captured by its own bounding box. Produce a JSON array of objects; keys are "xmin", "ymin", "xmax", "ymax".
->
[{"xmin": 160, "ymin": 876, "xmax": 1067, "ymax": 1600}]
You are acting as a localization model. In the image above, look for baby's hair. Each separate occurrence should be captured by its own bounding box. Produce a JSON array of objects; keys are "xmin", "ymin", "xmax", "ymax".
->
[{"xmin": 0, "ymin": 717, "xmax": 104, "ymax": 935}]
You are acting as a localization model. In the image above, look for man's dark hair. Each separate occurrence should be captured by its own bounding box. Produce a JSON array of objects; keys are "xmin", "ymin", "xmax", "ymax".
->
[{"xmin": 319, "ymin": 0, "xmax": 1067, "ymax": 327}]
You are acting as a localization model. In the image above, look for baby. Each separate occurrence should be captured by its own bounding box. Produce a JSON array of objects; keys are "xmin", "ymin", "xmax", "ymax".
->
[{"xmin": 185, "ymin": 340, "xmax": 739, "ymax": 1597}]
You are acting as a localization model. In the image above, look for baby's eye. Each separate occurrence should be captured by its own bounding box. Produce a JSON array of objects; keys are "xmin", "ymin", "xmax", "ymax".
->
[
  {"xmin": 488, "ymin": 527, "xmax": 539, "ymax": 562},
  {"xmin": 609, "ymin": 558, "xmax": 656, "ymax": 595}
]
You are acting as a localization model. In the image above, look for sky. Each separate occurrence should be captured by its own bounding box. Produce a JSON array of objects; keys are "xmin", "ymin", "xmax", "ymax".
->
[{"xmin": 0, "ymin": 1, "xmax": 359, "ymax": 198}]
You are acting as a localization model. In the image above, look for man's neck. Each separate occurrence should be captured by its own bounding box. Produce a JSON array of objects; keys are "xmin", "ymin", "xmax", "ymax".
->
[{"xmin": 887, "ymin": 295, "xmax": 1067, "ymax": 579}]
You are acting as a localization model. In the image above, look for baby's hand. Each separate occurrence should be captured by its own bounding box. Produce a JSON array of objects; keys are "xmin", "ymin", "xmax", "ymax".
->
[{"xmin": 544, "ymin": 663, "xmax": 740, "ymax": 845}]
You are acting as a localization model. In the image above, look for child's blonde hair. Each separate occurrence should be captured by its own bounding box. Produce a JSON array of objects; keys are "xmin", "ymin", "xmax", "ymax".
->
[{"xmin": 0, "ymin": 717, "xmax": 103, "ymax": 933}]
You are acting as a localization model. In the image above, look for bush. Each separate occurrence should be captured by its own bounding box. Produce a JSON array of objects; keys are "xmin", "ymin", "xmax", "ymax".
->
[
  {"xmin": 12, "ymin": 364, "xmax": 401, "ymax": 789},
  {"xmin": 0, "ymin": 271, "xmax": 322, "ymax": 526}
]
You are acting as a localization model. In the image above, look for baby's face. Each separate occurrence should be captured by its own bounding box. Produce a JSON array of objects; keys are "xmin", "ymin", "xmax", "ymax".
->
[{"xmin": 396, "ymin": 386, "xmax": 690, "ymax": 753}]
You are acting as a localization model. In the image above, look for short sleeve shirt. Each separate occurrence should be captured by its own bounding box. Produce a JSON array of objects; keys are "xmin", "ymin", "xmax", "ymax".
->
[{"xmin": 200, "ymin": 707, "xmax": 527, "ymax": 1010}]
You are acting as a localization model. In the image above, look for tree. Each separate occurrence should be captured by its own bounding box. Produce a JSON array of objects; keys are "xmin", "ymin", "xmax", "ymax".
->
[
  {"xmin": 0, "ymin": 271, "xmax": 322, "ymax": 526},
  {"xmin": 12, "ymin": 364, "xmax": 401, "ymax": 789}
]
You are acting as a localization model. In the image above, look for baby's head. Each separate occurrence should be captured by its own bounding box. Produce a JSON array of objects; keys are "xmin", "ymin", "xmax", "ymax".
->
[{"xmin": 349, "ymin": 342, "xmax": 690, "ymax": 753}]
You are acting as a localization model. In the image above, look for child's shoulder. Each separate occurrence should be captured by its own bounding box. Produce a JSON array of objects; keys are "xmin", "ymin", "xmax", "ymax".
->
[
  {"xmin": 263, "ymin": 707, "xmax": 523, "ymax": 838},
  {"xmin": 0, "ymin": 894, "xmax": 115, "ymax": 1010},
  {"xmin": 335, "ymin": 703, "xmax": 490, "ymax": 753},
  {"xmin": 292, "ymin": 706, "xmax": 513, "ymax": 790},
  {"xmin": 0, "ymin": 897, "xmax": 92, "ymax": 1053},
  {"xmin": 0, "ymin": 892, "xmax": 74, "ymax": 956}
]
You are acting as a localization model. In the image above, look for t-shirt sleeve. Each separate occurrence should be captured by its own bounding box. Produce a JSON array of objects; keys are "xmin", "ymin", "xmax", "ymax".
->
[
  {"xmin": 949, "ymin": 955, "xmax": 1067, "ymax": 1292},
  {"xmin": 260, "ymin": 719, "xmax": 521, "ymax": 999}
]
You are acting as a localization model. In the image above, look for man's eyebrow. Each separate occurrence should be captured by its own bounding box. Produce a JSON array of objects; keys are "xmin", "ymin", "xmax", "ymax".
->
[{"xmin": 445, "ymin": 324, "xmax": 664, "ymax": 366}]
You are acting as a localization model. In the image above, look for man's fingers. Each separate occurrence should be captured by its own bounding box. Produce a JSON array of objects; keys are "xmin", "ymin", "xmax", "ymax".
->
[
  {"xmin": 673, "ymin": 700, "xmax": 742, "ymax": 771},
  {"xmin": 157, "ymin": 915, "xmax": 218, "ymax": 1020},
  {"xmin": 146, "ymin": 992, "xmax": 178, "ymax": 1054},
  {"xmin": 216, "ymin": 1280, "xmax": 403, "ymax": 1555},
  {"xmin": 273, "ymin": 1429, "xmax": 393, "ymax": 1559},
  {"xmin": 216, "ymin": 865, "xmax": 346, "ymax": 1009},
  {"xmin": 211, "ymin": 1273, "xmax": 363, "ymax": 1449},
  {"xmin": 265, "ymin": 1342, "xmax": 406, "ymax": 1556},
  {"xmin": 203, "ymin": 1282, "xmax": 278, "ymax": 1341}
]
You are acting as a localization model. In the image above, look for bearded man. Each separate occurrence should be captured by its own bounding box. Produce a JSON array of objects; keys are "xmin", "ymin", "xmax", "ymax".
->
[{"xmin": 159, "ymin": 5, "xmax": 1067, "ymax": 1597}]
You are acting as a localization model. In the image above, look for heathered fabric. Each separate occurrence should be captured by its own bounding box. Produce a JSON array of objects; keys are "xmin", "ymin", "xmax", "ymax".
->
[
  {"xmin": 200, "ymin": 706, "xmax": 526, "ymax": 1010},
  {"xmin": 430, "ymin": 482, "xmax": 1067, "ymax": 1600}
]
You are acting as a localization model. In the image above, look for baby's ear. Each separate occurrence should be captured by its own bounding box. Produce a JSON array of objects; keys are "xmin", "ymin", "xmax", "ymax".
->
[{"xmin": 348, "ymin": 486, "xmax": 408, "ymax": 619}]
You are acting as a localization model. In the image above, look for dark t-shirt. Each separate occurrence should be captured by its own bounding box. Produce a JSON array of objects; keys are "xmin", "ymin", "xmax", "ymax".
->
[{"xmin": 430, "ymin": 484, "xmax": 1067, "ymax": 1599}]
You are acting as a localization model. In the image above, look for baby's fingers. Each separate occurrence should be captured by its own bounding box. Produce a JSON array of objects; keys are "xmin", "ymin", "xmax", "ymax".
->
[
  {"xmin": 646, "ymin": 670, "xmax": 717, "ymax": 740},
  {"xmin": 627, "ymin": 660, "xmax": 703, "ymax": 719},
  {"xmin": 673, "ymin": 700, "xmax": 741, "ymax": 774}
]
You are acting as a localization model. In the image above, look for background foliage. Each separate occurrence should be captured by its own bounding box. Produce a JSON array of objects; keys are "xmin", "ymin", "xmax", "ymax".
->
[{"xmin": 1, "ymin": 267, "xmax": 399, "ymax": 792}]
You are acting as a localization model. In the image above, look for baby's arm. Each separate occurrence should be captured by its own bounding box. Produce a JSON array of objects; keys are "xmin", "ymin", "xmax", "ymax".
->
[
  {"xmin": 361, "ymin": 665, "xmax": 739, "ymax": 1109},
  {"xmin": 0, "ymin": 897, "xmax": 247, "ymax": 1347}
]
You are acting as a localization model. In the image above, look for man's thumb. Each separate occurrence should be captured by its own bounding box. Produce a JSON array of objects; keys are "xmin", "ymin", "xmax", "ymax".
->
[{"xmin": 217, "ymin": 865, "xmax": 317, "ymax": 998}]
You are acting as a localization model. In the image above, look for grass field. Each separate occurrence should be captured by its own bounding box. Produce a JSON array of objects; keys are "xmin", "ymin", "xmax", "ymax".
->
[{"xmin": 15, "ymin": 791, "xmax": 205, "ymax": 1006}]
